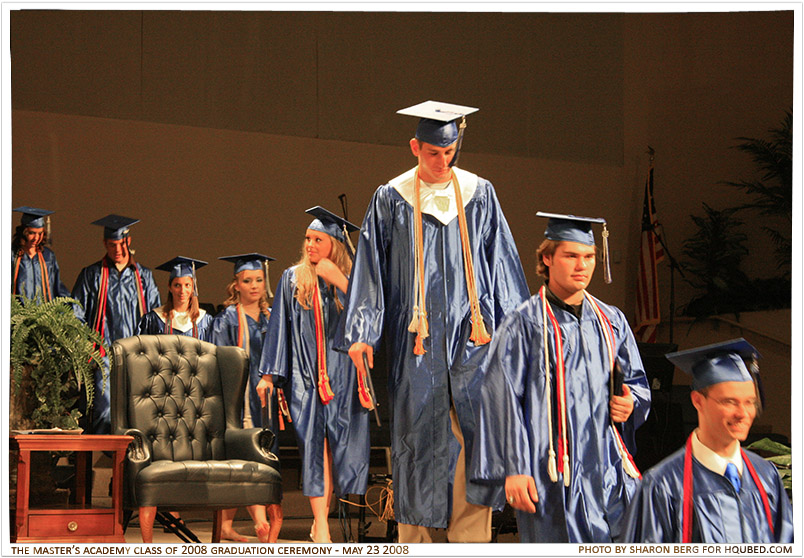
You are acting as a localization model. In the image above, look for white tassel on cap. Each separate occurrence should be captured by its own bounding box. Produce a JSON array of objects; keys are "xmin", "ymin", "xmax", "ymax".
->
[
  {"xmin": 264, "ymin": 261, "xmax": 274, "ymax": 298},
  {"xmin": 602, "ymin": 223, "xmax": 611, "ymax": 284},
  {"xmin": 343, "ymin": 224, "xmax": 357, "ymax": 258}
]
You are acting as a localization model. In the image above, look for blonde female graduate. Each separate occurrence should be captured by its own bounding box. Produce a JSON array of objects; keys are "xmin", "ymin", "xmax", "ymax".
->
[
  {"xmin": 259, "ymin": 207, "xmax": 370, "ymax": 543},
  {"xmin": 210, "ymin": 253, "xmax": 283, "ymax": 543}
]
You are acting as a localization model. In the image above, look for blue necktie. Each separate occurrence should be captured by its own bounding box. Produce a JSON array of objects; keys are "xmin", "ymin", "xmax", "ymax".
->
[{"xmin": 725, "ymin": 462, "xmax": 741, "ymax": 492}]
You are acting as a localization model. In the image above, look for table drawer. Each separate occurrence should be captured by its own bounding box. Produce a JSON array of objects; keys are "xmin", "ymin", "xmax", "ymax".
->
[{"xmin": 28, "ymin": 512, "xmax": 115, "ymax": 538}]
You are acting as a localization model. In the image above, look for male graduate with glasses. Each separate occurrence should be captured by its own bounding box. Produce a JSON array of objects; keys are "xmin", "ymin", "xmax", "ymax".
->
[{"xmin": 622, "ymin": 339, "xmax": 793, "ymax": 543}]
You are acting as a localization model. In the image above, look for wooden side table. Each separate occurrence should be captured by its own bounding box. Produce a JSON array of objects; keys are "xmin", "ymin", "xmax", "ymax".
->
[{"xmin": 11, "ymin": 433, "xmax": 133, "ymax": 543}]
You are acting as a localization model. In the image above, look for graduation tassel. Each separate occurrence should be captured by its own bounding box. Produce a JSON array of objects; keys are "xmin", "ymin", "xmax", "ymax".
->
[
  {"xmin": 278, "ymin": 388, "xmax": 292, "ymax": 428},
  {"xmin": 264, "ymin": 260, "xmax": 274, "ymax": 298},
  {"xmin": 470, "ymin": 312, "xmax": 492, "ymax": 345},
  {"xmin": 602, "ymin": 223, "xmax": 612, "ymax": 284},
  {"xmin": 541, "ymin": 286, "xmax": 564, "ymax": 484},
  {"xmin": 452, "ymin": 169, "xmax": 491, "ymax": 346},
  {"xmin": 356, "ymin": 367, "xmax": 375, "ymax": 410},
  {"xmin": 547, "ymin": 450, "xmax": 558, "ymax": 483},
  {"xmin": 585, "ymin": 291, "xmax": 641, "ymax": 480},
  {"xmin": 449, "ymin": 116, "xmax": 467, "ymax": 168},
  {"xmin": 343, "ymin": 224, "xmax": 357, "ymax": 259},
  {"xmin": 313, "ymin": 282, "xmax": 334, "ymax": 404},
  {"xmin": 411, "ymin": 169, "xmax": 429, "ymax": 355},
  {"xmin": 563, "ymin": 455, "xmax": 571, "ymax": 487}
]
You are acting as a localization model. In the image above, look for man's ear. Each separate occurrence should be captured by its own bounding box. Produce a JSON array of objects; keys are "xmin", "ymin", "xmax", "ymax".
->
[
  {"xmin": 690, "ymin": 390, "xmax": 704, "ymax": 413},
  {"xmin": 409, "ymin": 137, "xmax": 420, "ymax": 157}
]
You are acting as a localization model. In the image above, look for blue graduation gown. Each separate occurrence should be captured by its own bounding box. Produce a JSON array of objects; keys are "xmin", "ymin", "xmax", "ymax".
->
[
  {"xmin": 72, "ymin": 259, "xmax": 161, "ymax": 433},
  {"xmin": 341, "ymin": 170, "xmax": 530, "ymax": 528},
  {"xmin": 209, "ymin": 304, "xmax": 279, "ymax": 449},
  {"xmin": 261, "ymin": 266, "xmax": 370, "ymax": 498},
  {"xmin": 469, "ymin": 291, "xmax": 651, "ymax": 542},
  {"xmin": 136, "ymin": 309, "xmax": 213, "ymax": 341},
  {"xmin": 622, "ymin": 447, "xmax": 793, "ymax": 543},
  {"xmin": 12, "ymin": 248, "xmax": 73, "ymax": 302}
]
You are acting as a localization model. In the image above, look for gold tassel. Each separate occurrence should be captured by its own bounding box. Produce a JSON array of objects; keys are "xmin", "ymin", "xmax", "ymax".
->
[
  {"xmin": 563, "ymin": 455, "xmax": 571, "ymax": 487},
  {"xmin": 408, "ymin": 305, "xmax": 419, "ymax": 333},
  {"xmin": 470, "ymin": 316, "xmax": 492, "ymax": 345}
]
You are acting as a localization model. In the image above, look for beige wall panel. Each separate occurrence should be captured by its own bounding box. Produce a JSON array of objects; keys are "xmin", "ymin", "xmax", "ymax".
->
[
  {"xmin": 141, "ymin": 11, "xmax": 320, "ymax": 135},
  {"xmin": 11, "ymin": 10, "xmax": 143, "ymax": 117}
]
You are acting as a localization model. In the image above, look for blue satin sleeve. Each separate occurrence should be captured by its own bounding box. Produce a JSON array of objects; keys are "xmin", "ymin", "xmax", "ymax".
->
[
  {"xmin": 483, "ymin": 186, "xmax": 531, "ymax": 325},
  {"xmin": 607, "ymin": 303, "xmax": 651, "ymax": 454},
  {"xmin": 470, "ymin": 307, "xmax": 535, "ymax": 485},
  {"xmin": 209, "ymin": 307, "xmax": 237, "ymax": 347},
  {"xmin": 339, "ymin": 187, "xmax": 390, "ymax": 351},
  {"xmin": 260, "ymin": 268, "xmax": 294, "ymax": 384}
]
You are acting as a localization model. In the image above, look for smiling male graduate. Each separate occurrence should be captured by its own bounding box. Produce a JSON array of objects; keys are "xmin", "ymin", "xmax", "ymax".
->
[{"xmin": 622, "ymin": 338, "xmax": 793, "ymax": 543}]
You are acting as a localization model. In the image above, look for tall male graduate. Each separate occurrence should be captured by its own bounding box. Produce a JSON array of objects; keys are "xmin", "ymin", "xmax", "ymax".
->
[
  {"xmin": 623, "ymin": 339, "xmax": 793, "ymax": 543},
  {"xmin": 342, "ymin": 101, "xmax": 530, "ymax": 543},
  {"xmin": 72, "ymin": 214, "xmax": 161, "ymax": 433},
  {"xmin": 470, "ymin": 212, "xmax": 651, "ymax": 542}
]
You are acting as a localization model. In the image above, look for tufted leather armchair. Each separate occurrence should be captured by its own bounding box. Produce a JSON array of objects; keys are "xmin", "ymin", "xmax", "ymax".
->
[{"xmin": 110, "ymin": 335, "xmax": 281, "ymax": 542}]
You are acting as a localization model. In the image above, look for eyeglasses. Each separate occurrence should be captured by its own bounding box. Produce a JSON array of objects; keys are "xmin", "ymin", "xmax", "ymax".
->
[{"xmin": 705, "ymin": 396, "xmax": 758, "ymax": 412}]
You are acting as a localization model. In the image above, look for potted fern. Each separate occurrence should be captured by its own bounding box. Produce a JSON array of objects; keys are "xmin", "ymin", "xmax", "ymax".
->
[
  {"xmin": 10, "ymin": 293, "xmax": 108, "ymax": 430},
  {"xmin": 10, "ymin": 293, "xmax": 109, "ymax": 507}
]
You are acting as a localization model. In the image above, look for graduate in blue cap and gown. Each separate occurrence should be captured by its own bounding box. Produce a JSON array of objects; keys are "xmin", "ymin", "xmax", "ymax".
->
[
  {"xmin": 469, "ymin": 212, "xmax": 651, "ymax": 543},
  {"xmin": 210, "ymin": 252, "xmax": 283, "ymax": 543},
  {"xmin": 342, "ymin": 101, "xmax": 530, "ymax": 543},
  {"xmin": 260, "ymin": 206, "xmax": 370, "ymax": 544},
  {"xmin": 622, "ymin": 339, "xmax": 793, "ymax": 543},
  {"xmin": 72, "ymin": 214, "xmax": 161, "ymax": 434},
  {"xmin": 137, "ymin": 257, "xmax": 213, "ymax": 340},
  {"xmin": 11, "ymin": 206, "xmax": 73, "ymax": 304}
]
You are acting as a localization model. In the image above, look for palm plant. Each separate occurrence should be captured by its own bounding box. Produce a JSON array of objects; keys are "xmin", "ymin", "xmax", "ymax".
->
[
  {"xmin": 722, "ymin": 109, "xmax": 792, "ymax": 273},
  {"xmin": 10, "ymin": 293, "xmax": 108, "ymax": 429},
  {"xmin": 681, "ymin": 204, "xmax": 750, "ymax": 316}
]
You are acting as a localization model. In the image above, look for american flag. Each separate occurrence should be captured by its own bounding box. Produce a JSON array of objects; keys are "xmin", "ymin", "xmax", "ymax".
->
[{"xmin": 635, "ymin": 164, "xmax": 664, "ymax": 343}]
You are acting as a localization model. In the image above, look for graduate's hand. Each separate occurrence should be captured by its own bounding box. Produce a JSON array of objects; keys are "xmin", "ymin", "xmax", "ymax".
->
[
  {"xmin": 349, "ymin": 343, "xmax": 374, "ymax": 374},
  {"xmin": 256, "ymin": 375, "xmax": 274, "ymax": 408},
  {"xmin": 314, "ymin": 258, "xmax": 349, "ymax": 293},
  {"xmin": 610, "ymin": 383, "xmax": 634, "ymax": 423},
  {"xmin": 505, "ymin": 475, "xmax": 539, "ymax": 513}
]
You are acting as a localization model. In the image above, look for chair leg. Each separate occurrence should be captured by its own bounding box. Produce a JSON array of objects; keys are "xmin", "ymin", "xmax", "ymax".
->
[
  {"xmin": 139, "ymin": 506, "xmax": 157, "ymax": 543},
  {"xmin": 211, "ymin": 509, "xmax": 223, "ymax": 543}
]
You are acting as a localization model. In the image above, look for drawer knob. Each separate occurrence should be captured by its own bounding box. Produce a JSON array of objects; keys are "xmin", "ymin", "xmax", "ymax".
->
[{"xmin": 67, "ymin": 521, "xmax": 78, "ymax": 532}]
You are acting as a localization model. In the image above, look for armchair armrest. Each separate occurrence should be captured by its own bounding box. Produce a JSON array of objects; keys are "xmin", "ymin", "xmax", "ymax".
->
[
  {"xmin": 117, "ymin": 428, "xmax": 152, "ymax": 508},
  {"xmin": 225, "ymin": 428, "xmax": 280, "ymax": 470}
]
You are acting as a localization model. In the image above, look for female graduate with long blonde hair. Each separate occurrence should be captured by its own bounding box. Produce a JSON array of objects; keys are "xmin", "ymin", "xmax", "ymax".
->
[{"xmin": 259, "ymin": 207, "xmax": 370, "ymax": 543}]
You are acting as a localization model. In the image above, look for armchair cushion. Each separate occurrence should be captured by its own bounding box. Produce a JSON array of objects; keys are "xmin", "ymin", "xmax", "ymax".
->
[{"xmin": 135, "ymin": 459, "xmax": 281, "ymax": 508}]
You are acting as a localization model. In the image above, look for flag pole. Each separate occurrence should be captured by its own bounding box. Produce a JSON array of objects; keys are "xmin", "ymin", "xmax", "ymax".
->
[{"xmin": 645, "ymin": 147, "xmax": 685, "ymax": 344}]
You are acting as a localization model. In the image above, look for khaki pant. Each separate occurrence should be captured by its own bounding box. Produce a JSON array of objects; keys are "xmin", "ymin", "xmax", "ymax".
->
[{"xmin": 397, "ymin": 406, "xmax": 492, "ymax": 543}]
